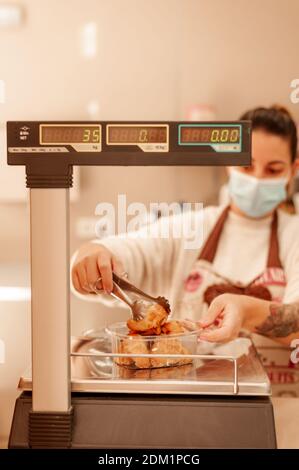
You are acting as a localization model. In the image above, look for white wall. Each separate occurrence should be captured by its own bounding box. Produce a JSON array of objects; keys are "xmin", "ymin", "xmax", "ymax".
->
[
  {"xmin": 1, "ymin": 0, "xmax": 298, "ymax": 263},
  {"xmin": 180, "ymin": 0, "xmax": 299, "ymax": 119},
  {"xmin": 0, "ymin": 264, "xmax": 31, "ymax": 445}
]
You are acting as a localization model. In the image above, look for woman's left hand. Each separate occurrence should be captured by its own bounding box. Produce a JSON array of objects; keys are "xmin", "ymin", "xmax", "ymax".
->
[
  {"xmin": 198, "ymin": 293, "xmax": 250, "ymax": 343},
  {"xmin": 188, "ymin": 293, "xmax": 297, "ymax": 346}
]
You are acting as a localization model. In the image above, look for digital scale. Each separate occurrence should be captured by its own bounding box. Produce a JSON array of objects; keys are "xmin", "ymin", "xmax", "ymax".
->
[
  {"xmin": 7, "ymin": 120, "xmax": 250, "ymax": 167},
  {"xmin": 6, "ymin": 121, "xmax": 276, "ymax": 449}
]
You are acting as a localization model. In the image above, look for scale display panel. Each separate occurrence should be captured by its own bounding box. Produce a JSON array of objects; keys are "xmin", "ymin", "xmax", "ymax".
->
[
  {"xmin": 40, "ymin": 124, "xmax": 101, "ymax": 152},
  {"xmin": 107, "ymin": 124, "xmax": 169, "ymax": 152},
  {"xmin": 7, "ymin": 121, "xmax": 251, "ymax": 166},
  {"xmin": 179, "ymin": 124, "xmax": 241, "ymax": 153}
]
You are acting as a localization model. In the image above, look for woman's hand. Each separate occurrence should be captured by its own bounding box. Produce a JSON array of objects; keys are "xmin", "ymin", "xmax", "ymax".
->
[
  {"xmin": 72, "ymin": 243, "xmax": 125, "ymax": 295},
  {"xmin": 198, "ymin": 294, "xmax": 299, "ymax": 346},
  {"xmin": 198, "ymin": 293, "xmax": 251, "ymax": 343}
]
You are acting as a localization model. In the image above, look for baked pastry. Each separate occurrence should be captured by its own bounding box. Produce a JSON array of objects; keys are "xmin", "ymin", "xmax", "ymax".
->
[
  {"xmin": 150, "ymin": 338, "xmax": 192, "ymax": 368},
  {"xmin": 116, "ymin": 334, "xmax": 150, "ymax": 369},
  {"xmin": 115, "ymin": 303, "xmax": 192, "ymax": 369},
  {"xmin": 127, "ymin": 303, "xmax": 168, "ymax": 334}
]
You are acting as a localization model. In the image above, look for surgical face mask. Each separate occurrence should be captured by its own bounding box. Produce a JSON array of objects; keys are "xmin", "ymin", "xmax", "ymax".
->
[{"xmin": 228, "ymin": 169, "xmax": 288, "ymax": 218}]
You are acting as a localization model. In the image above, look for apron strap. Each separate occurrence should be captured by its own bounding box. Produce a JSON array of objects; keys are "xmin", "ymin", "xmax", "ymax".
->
[
  {"xmin": 198, "ymin": 206, "xmax": 230, "ymax": 262},
  {"xmin": 198, "ymin": 205, "xmax": 283, "ymax": 269},
  {"xmin": 266, "ymin": 210, "xmax": 283, "ymax": 269}
]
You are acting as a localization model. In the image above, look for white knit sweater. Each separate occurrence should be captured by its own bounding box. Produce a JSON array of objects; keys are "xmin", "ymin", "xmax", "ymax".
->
[{"xmin": 71, "ymin": 205, "xmax": 299, "ymax": 316}]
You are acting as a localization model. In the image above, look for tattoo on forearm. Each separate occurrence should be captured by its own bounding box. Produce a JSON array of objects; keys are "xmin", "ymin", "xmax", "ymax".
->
[{"xmin": 255, "ymin": 302, "xmax": 299, "ymax": 338}]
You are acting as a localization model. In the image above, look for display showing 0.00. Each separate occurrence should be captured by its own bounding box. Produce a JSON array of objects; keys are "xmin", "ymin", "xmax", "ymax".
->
[{"xmin": 181, "ymin": 127, "xmax": 240, "ymax": 144}]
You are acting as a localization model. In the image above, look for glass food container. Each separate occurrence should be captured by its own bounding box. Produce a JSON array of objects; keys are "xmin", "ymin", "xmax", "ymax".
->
[{"xmin": 106, "ymin": 321, "xmax": 200, "ymax": 370}]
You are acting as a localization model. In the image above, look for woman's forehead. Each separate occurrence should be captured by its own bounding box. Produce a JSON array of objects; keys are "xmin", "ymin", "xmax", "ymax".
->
[{"xmin": 252, "ymin": 130, "xmax": 292, "ymax": 163}]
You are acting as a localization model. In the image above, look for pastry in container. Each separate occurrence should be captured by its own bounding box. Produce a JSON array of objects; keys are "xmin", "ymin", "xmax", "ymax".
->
[{"xmin": 106, "ymin": 321, "xmax": 200, "ymax": 370}]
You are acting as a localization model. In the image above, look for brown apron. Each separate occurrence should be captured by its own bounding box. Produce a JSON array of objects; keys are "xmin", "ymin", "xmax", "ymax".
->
[{"xmin": 178, "ymin": 206, "xmax": 299, "ymax": 397}]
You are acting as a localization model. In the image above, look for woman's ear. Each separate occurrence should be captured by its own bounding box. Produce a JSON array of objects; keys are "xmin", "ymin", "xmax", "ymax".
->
[
  {"xmin": 289, "ymin": 157, "xmax": 299, "ymax": 181},
  {"xmin": 286, "ymin": 157, "xmax": 299, "ymax": 196}
]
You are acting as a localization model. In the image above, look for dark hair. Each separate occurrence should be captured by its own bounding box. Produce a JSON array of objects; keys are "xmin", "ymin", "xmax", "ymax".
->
[{"xmin": 240, "ymin": 105, "xmax": 298, "ymax": 162}]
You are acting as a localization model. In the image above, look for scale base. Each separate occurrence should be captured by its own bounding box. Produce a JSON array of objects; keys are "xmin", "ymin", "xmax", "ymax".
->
[{"xmin": 9, "ymin": 392, "xmax": 276, "ymax": 449}]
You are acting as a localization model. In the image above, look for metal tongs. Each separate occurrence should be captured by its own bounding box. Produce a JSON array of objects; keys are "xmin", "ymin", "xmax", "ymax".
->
[{"xmin": 92, "ymin": 272, "xmax": 171, "ymax": 321}]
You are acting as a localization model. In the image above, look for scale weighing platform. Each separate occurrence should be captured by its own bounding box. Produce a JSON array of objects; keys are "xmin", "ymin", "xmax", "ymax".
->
[{"xmin": 6, "ymin": 120, "xmax": 276, "ymax": 448}]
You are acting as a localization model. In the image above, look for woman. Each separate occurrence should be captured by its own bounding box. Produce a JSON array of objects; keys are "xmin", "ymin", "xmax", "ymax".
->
[{"xmin": 72, "ymin": 106, "xmax": 299, "ymax": 347}]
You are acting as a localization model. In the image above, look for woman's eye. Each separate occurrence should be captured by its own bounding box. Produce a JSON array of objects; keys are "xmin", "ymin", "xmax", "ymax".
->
[{"xmin": 267, "ymin": 168, "xmax": 284, "ymax": 175}]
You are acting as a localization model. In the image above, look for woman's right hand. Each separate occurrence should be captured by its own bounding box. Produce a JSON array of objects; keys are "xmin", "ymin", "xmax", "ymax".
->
[{"xmin": 71, "ymin": 243, "xmax": 125, "ymax": 295}]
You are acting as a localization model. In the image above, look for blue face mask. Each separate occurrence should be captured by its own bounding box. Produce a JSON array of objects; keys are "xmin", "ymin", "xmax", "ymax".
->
[{"xmin": 228, "ymin": 169, "xmax": 288, "ymax": 218}]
